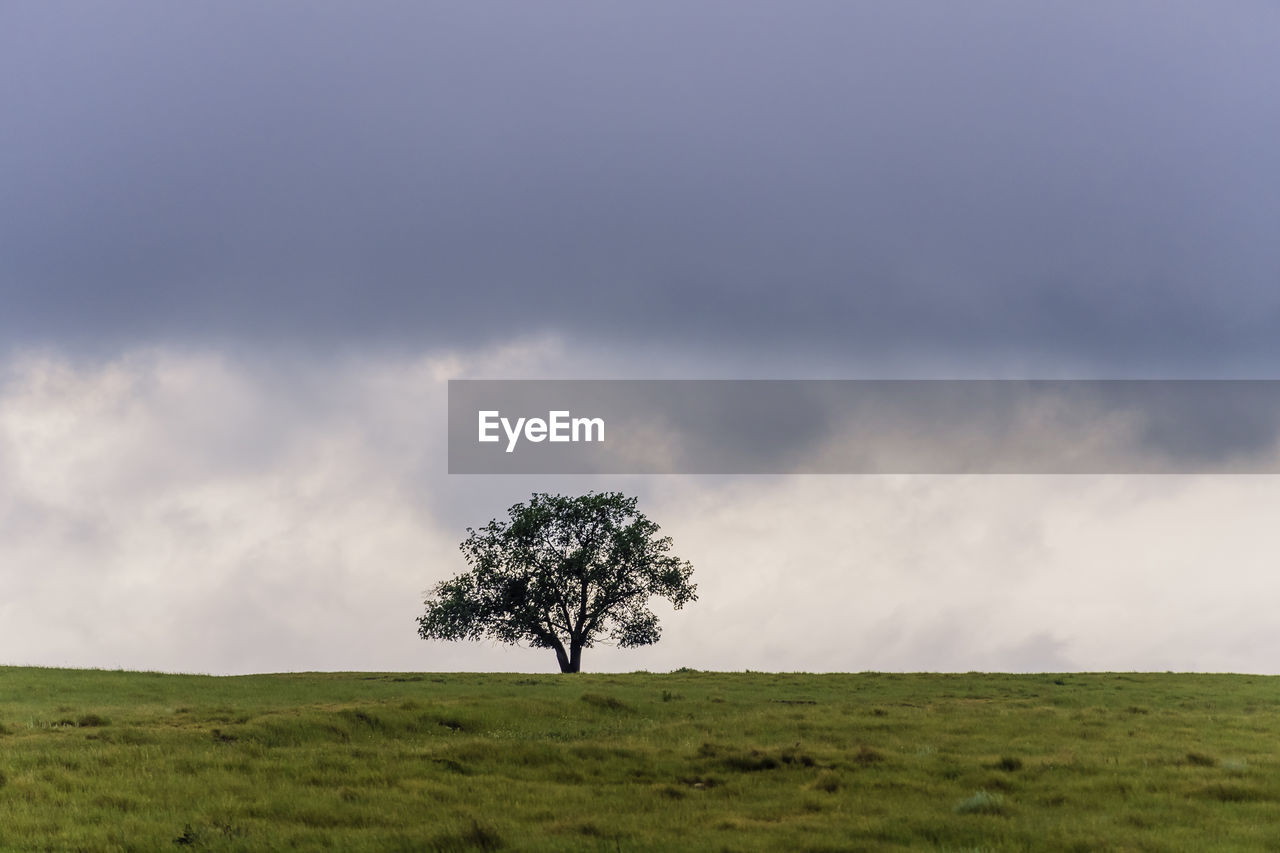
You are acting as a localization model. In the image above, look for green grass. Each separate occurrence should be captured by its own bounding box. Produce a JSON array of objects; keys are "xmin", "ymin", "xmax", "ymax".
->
[{"xmin": 0, "ymin": 668, "xmax": 1278, "ymax": 851}]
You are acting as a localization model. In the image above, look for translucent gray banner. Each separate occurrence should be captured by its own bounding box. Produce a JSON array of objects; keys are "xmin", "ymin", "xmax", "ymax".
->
[{"xmin": 447, "ymin": 380, "xmax": 1280, "ymax": 474}]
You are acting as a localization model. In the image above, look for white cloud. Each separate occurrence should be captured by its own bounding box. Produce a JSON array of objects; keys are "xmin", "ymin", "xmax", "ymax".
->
[
  {"xmin": 640, "ymin": 474, "xmax": 1280, "ymax": 673},
  {"xmin": 1, "ymin": 344, "xmax": 1278, "ymax": 674}
]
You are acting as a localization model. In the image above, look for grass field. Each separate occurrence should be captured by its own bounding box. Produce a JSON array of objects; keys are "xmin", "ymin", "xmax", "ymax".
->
[{"xmin": 0, "ymin": 667, "xmax": 1277, "ymax": 851}]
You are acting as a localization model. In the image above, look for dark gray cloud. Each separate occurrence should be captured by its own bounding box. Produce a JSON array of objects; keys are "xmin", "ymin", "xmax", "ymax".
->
[{"xmin": 3, "ymin": 2, "xmax": 1279, "ymax": 367}]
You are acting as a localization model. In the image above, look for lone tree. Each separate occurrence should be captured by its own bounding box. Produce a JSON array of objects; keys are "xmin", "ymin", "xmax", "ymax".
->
[{"xmin": 417, "ymin": 492, "xmax": 696, "ymax": 673}]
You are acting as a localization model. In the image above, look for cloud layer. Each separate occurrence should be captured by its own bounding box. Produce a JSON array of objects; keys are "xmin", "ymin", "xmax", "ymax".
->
[
  {"xmin": 3, "ymin": 343, "xmax": 1278, "ymax": 674},
  {"xmin": 3, "ymin": 4, "xmax": 1279, "ymax": 368}
]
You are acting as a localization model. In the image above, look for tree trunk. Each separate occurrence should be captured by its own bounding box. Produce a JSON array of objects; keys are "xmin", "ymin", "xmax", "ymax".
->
[
  {"xmin": 551, "ymin": 638, "xmax": 583, "ymax": 673},
  {"xmin": 567, "ymin": 641, "xmax": 582, "ymax": 673},
  {"xmin": 552, "ymin": 642, "xmax": 572, "ymax": 673}
]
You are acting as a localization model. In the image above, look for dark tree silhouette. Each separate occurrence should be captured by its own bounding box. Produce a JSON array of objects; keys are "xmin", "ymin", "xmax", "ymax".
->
[{"xmin": 417, "ymin": 492, "xmax": 696, "ymax": 673}]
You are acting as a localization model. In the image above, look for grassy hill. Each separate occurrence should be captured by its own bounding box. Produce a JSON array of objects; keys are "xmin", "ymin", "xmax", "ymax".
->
[{"xmin": 0, "ymin": 667, "xmax": 1277, "ymax": 851}]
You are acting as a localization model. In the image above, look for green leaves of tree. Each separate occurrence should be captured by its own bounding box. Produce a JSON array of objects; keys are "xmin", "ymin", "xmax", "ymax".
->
[{"xmin": 417, "ymin": 492, "xmax": 696, "ymax": 671}]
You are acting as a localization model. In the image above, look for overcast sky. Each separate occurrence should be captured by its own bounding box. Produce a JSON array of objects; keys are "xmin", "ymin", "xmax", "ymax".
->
[{"xmin": 3, "ymin": 3, "xmax": 1279, "ymax": 673}]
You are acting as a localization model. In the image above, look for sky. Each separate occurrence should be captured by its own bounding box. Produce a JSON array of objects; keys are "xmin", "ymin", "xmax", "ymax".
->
[{"xmin": 2, "ymin": 3, "xmax": 1279, "ymax": 673}]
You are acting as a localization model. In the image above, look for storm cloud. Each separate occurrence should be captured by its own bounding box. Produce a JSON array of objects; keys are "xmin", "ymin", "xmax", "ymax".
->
[{"xmin": 3, "ymin": 3, "xmax": 1279, "ymax": 367}]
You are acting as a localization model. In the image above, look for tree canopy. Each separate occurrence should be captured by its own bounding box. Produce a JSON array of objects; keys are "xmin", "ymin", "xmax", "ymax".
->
[{"xmin": 417, "ymin": 491, "xmax": 696, "ymax": 672}]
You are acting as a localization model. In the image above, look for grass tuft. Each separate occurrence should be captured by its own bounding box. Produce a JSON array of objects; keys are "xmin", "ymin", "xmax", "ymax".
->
[
  {"xmin": 780, "ymin": 745, "xmax": 817, "ymax": 767},
  {"xmin": 853, "ymin": 745, "xmax": 885, "ymax": 765},
  {"xmin": 435, "ymin": 716, "xmax": 471, "ymax": 732},
  {"xmin": 431, "ymin": 757, "xmax": 469, "ymax": 774},
  {"xmin": 427, "ymin": 820, "xmax": 503, "ymax": 852},
  {"xmin": 955, "ymin": 790, "xmax": 1009, "ymax": 816},
  {"xmin": 580, "ymin": 693, "xmax": 630, "ymax": 711},
  {"xmin": 679, "ymin": 775, "xmax": 721, "ymax": 789},
  {"xmin": 1185, "ymin": 751, "xmax": 1217, "ymax": 767},
  {"xmin": 722, "ymin": 749, "xmax": 781, "ymax": 772},
  {"xmin": 810, "ymin": 770, "xmax": 841, "ymax": 793},
  {"xmin": 1196, "ymin": 783, "xmax": 1268, "ymax": 803}
]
